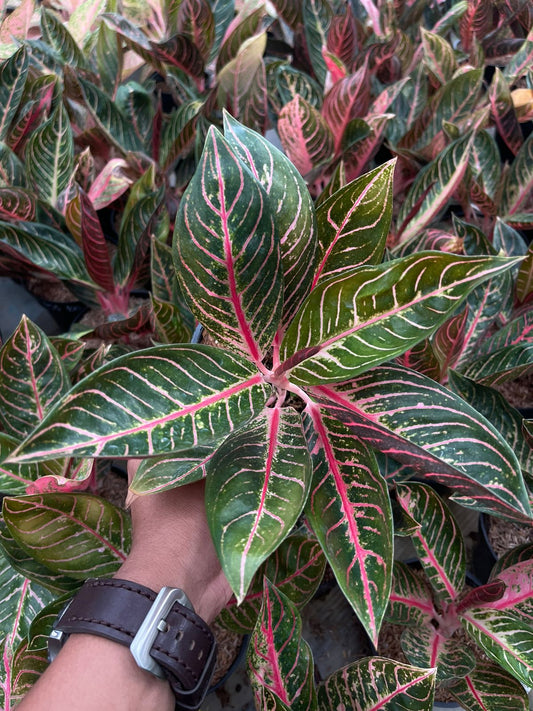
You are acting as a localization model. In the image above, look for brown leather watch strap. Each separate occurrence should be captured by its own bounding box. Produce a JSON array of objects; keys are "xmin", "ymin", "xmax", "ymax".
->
[{"xmin": 51, "ymin": 578, "xmax": 216, "ymax": 711}]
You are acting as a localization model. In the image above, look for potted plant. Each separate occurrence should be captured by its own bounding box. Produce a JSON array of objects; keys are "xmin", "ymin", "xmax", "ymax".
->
[{"xmin": 0, "ymin": 0, "xmax": 532, "ymax": 708}]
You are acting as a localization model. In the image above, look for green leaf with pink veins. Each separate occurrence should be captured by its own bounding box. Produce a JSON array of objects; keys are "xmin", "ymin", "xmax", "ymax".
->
[
  {"xmin": 313, "ymin": 161, "xmax": 394, "ymax": 286},
  {"xmin": 386, "ymin": 561, "xmax": 435, "ymax": 627},
  {"xmin": 279, "ymin": 252, "xmax": 522, "ymax": 386},
  {"xmin": 302, "ymin": 403, "xmax": 393, "ymax": 646},
  {"xmin": 206, "ymin": 407, "xmax": 311, "ymax": 603},
  {"xmin": 0, "ymin": 317, "xmax": 70, "ymax": 440},
  {"xmin": 248, "ymin": 579, "xmax": 317, "ymax": 711},
  {"xmin": 317, "ymin": 657, "xmax": 436, "ymax": 711},
  {"xmin": 447, "ymin": 660, "xmax": 528, "ymax": 711},
  {"xmin": 174, "ymin": 125, "xmax": 283, "ymax": 363},
  {"xmin": 3, "ymin": 493, "xmax": 131, "ymax": 579},
  {"xmin": 223, "ymin": 112, "xmax": 318, "ymax": 328},
  {"xmin": 0, "ymin": 553, "xmax": 55, "ymax": 711},
  {"xmin": 218, "ymin": 534, "xmax": 325, "ymax": 634},
  {"xmin": 307, "ymin": 364, "xmax": 530, "ymax": 521},
  {"xmin": 8, "ymin": 345, "xmax": 270, "ymax": 463},
  {"xmin": 396, "ymin": 482, "xmax": 465, "ymax": 604}
]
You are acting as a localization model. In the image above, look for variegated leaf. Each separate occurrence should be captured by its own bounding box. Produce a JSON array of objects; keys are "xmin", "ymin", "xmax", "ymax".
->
[
  {"xmin": 248, "ymin": 579, "xmax": 317, "ymax": 711},
  {"xmin": 397, "ymin": 134, "xmax": 473, "ymax": 243},
  {"xmin": 0, "ymin": 187, "xmax": 36, "ymax": 221},
  {"xmin": 460, "ymin": 607, "xmax": 533, "ymax": 687},
  {"xmin": 0, "ymin": 556, "xmax": 55, "ymax": 711},
  {"xmin": 65, "ymin": 188, "xmax": 114, "ymax": 293},
  {"xmin": 490, "ymin": 68, "xmax": 523, "ymax": 157},
  {"xmin": 447, "ymin": 660, "xmax": 528, "ymax": 711},
  {"xmin": 461, "ymin": 343, "xmax": 533, "ymax": 386},
  {"xmin": 279, "ymin": 253, "xmax": 520, "ymax": 385},
  {"xmin": 500, "ymin": 131, "xmax": 533, "ymax": 218},
  {"xmin": 208, "ymin": 0, "xmax": 235, "ymax": 63},
  {"xmin": 302, "ymin": 0, "xmax": 332, "ymax": 87},
  {"xmin": 401, "ymin": 626, "xmax": 475, "ymax": 682},
  {"xmin": 130, "ymin": 447, "xmax": 213, "ymax": 494},
  {"xmin": 448, "ymin": 371, "xmax": 533, "ymax": 476},
  {"xmin": 215, "ymin": 6, "xmax": 265, "ymax": 72},
  {"xmin": 87, "ymin": 158, "xmax": 134, "ymax": 210},
  {"xmin": 344, "ymin": 113, "xmax": 394, "ymax": 181},
  {"xmin": 0, "ymin": 317, "xmax": 70, "ymax": 439},
  {"xmin": 76, "ymin": 75, "xmax": 144, "ymax": 154},
  {"xmin": 0, "ymin": 433, "xmax": 38, "ymax": 494},
  {"xmin": 160, "ymin": 99, "xmax": 203, "ymax": 171},
  {"xmin": 490, "ymin": 544, "xmax": 533, "ymax": 581},
  {"xmin": 421, "ymin": 28, "xmax": 456, "ymax": 84},
  {"xmin": 386, "ymin": 561, "xmax": 435, "ymax": 626},
  {"xmin": 317, "ymin": 657, "xmax": 436, "ymax": 711},
  {"xmin": 152, "ymin": 34, "xmax": 205, "ymax": 81},
  {"xmin": 219, "ymin": 534, "xmax": 325, "ymax": 634},
  {"xmin": 176, "ymin": 0, "xmax": 214, "ymax": 62},
  {"xmin": 0, "ymin": 142, "xmax": 25, "ymax": 189},
  {"xmin": 223, "ymin": 112, "xmax": 318, "ymax": 327},
  {"xmin": 206, "ymin": 407, "xmax": 311, "ymax": 602},
  {"xmin": 431, "ymin": 308, "xmax": 468, "ymax": 376},
  {"xmin": 484, "ymin": 559, "xmax": 533, "ymax": 618},
  {"xmin": 174, "ymin": 126, "xmax": 283, "ymax": 363},
  {"xmin": 9, "ymin": 345, "xmax": 270, "ymax": 462},
  {"xmin": 414, "ymin": 69, "xmax": 482, "ymax": 151},
  {"xmin": 504, "ymin": 25, "xmax": 533, "ymax": 83},
  {"xmin": 277, "ymin": 95, "xmax": 334, "ymax": 177},
  {"xmin": 307, "ymin": 364, "xmax": 530, "ymax": 521},
  {"xmin": 218, "ymin": 32, "xmax": 267, "ymax": 134},
  {"xmin": 0, "ymin": 520, "xmax": 79, "ymax": 595},
  {"xmin": 67, "ymin": 0, "xmax": 105, "ymax": 48},
  {"xmin": 40, "ymin": 8, "xmax": 87, "ymax": 69},
  {"xmin": 303, "ymin": 403, "xmax": 392, "ymax": 646},
  {"xmin": 516, "ymin": 244, "xmax": 533, "ymax": 303},
  {"xmin": 396, "ymin": 483, "xmax": 465, "ymax": 603},
  {"xmin": 313, "ymin": 161, "xmax": 394, "ymax": 286},
  {"xmin": 113, "ymin": 183, "xmax": 165, "ymax": 289},
  {"xmin": 0, "ymin": 47, "xmax": 28, "ymax": 143},
  {"xmin": 26, "ymin": 103, "xmax": 74, "ymax": 207},
  {"xmin": 321, "ymin": 65, "xmax": 371, "ymax": 154},
  {"xmin": 476, "ymin": 311, "xmax": 533, "ymax": 358},
  {"xmin": 3, "ymin": 493, "xmax": 130, "ymax": 578},
  {"xmin": 469, "ymin": 130, "xmax": 502, "ymax": 200},
  {"xmin": 275, "ymin": 65, "xmax": 322, "ymax": 110},
  {"xmin": 4, "ymin": 639, "xmax": 48, "ymax": 709}
]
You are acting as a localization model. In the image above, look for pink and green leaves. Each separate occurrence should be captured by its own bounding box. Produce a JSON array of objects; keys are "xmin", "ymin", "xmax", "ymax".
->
[
  {"xmin": 248, "ymin": 579, "xmax": 317, "ymax": 711},
  {"xmin": 309, "ymin": 364, "xmax": 530, "ymax": 520},
  {"xmin": 279, "ymin": 252, "xmax": 521, "ymax": 386},
  {"xmin": 317, "ymin": 657, "xmax": 436, "ymax": 710},
  {"xmin": 9, "ymin": 345, "xmax": 270, "ymax": 462},
  {"xmin": 313, "ymin": 161, "xmax": 394, "ymax": 286},
  {"xmin": 206, "ymin": 407, "xmax": 311, "ymax": 602},
  {"xmin": 174, "ymin": 125, "xmax": 283, "ymax": 363},
  {"xmin": 2, "ymin": 493, "xmax": 130, "ymax": 579},
  {"xmin": 396, "ymin": 483, "xmax": 465, "ymax": 604},
  {"xmin": 303, "ymin": 403, "xmax": 392, "ymax": 646},
  {"xmin": 223, "ymin": 112, "xmax": 318, "ymax": 326},
  {"xmin": 0, "ymin": 317, "xmax": 70, "ymax": 439}
]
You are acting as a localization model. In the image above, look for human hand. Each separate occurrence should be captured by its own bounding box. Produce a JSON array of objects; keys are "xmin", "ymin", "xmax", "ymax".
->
[{"xmin": 116, "ymin": 460, "xmax": 232, "ymax": 623}]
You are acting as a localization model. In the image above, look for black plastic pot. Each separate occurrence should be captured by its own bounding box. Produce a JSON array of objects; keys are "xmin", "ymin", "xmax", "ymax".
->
[{"xmin": 33, "ymin": 294, "xmax": 88, "ymax": 332}]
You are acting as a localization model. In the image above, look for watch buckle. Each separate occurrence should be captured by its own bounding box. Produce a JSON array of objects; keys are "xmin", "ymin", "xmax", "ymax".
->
[{"xmin": 130, "ymin": 586, "xmax": 191, "ymax": 679}]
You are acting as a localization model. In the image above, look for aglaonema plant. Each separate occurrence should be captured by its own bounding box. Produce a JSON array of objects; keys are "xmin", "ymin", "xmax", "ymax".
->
[
  {"xmin": 384, "ymin": 481, "xmax": 532, "ymax": 711},
  {"xmin": 5, "ymin": 115, "xmax": 532, "ymax": 708},
  {"xmin": 0, "ymin": 316, "xmax": 131, "ymax": 708}
]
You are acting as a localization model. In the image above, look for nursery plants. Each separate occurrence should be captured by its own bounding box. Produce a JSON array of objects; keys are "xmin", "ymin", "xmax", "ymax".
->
[
  {"xmin": 3, "ymin": 110, "xmax": 532, "ymax": 708},
  {"xmin": 0, "ymin": 0, "xmax": 532, "ymax": 708}
]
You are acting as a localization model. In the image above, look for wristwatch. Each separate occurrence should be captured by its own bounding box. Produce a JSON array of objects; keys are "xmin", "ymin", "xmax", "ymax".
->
[{"xmin": 48, "ymin": 578, "xmax": 217, "ymax": 711}]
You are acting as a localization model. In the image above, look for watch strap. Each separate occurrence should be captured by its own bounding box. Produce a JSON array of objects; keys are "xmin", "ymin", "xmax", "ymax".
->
[{"xmin": 52, "ymin": 578, "xmax": 216, "ymax": 711}]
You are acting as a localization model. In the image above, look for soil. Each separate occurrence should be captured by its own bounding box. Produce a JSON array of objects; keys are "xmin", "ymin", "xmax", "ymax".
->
[
  {"xmin": 496, "ymin": 372, "xmax": 533, "ymax": 410},
  {"xmin": 210, "ymin": 624, "xmax": 245, "ymax": 686},
  {"xmin": 25, "ymin": 275, "xmax": 79, "ymax": 303},
  {"xmin": 485, "ymin": 515, "xmax": 533, "ymax": 557}
]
